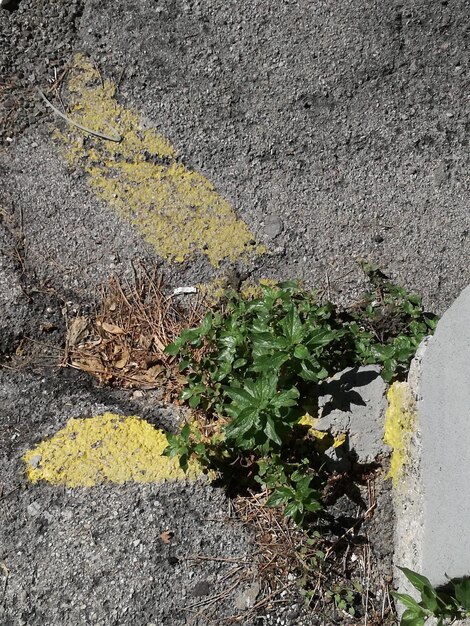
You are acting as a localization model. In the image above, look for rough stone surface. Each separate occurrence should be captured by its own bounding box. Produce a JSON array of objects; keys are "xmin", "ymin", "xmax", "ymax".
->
[
  {"xmin": 234, "ymin": 582, "xmax": 261, "ymax": 611},
  {"xmin": 0, "ymin": 211, "xmax": 66, "ymax": 356},
  {"xmin": 391, "ymin": 340, "xmax": 427, "ymax": 605},
  {"xmin": 76, "ymin": 0, "xmax": 470, "ymax": 314},
  {"xmin": 420, "ymin": 286, "xmax": 470, "ymax": 585},
  {"xmin": 0, "ymin": 481, "xmax": 254, "ymax": 626},
  {"xmin": 0, "ymin": 0, "xmax": 85, "ymax": 143},
  {"xmin": 0, "ymin": 217, "xmax": 28, "ymax": 353},
  {"xmin": 1, "ymin": 0, "xmax": 467, "ymax": 622},
  {"xmin": 0, "ymin": 367, "xmax": 255, "ymax": 626},
  {"xmin": 318, "ymin": 366, "xmax": 388, "ymax": 463},
  {"xmin": 1, "ymin": 0, "xmax": 470, "ymax": 313}
]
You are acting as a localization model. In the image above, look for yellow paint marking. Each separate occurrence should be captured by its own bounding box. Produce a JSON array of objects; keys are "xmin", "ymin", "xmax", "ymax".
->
[
  {"xmin": 298, "ymin": 413, "xmax": 347, "ymax": 452},
  {"xmin": 23, "ymin": 413, "xmax": 202, "ymax": 487},
  {"xmin": 239, "ymin": 278, "xmax": 279, "ymax": 300},
  {"xmin": 54, "ymin": 53, "xmax": 264, "ymax": 266},
  {"xmin": 384, "ymin": 382, "xmax": 416, "ymax": 486}
]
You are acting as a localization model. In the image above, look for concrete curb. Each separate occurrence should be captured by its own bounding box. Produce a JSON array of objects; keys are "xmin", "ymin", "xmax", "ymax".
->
[
  {"xmin": 392, "ymin": 286, "xmax": 470, "ymax": 623},
  {"xmin": 420, "ymin": 286, "xmax": 470, "ymax": 586},
  {"xmin": 391, "ymin": 339, "xmax": 427, "ymax": 603}
]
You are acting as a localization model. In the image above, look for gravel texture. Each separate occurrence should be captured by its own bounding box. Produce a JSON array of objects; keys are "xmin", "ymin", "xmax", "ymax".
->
[
  {"xmin": 77, "ymin": 0, "xmax": 470, "ymax": 314},
  {"xmin": 0, "ymin": 367, "xmax": 394, "ymax": 625},
  {"xmin": 0, "ymin": 0, "xmax": 85, "ymax": 143},
  {"xmin": 0, "ymin": 367, "xmax": 258, "ymax": 626},
  {"xmin": 1, "ymin": 0, "xmax": 469, "ymax": 313},
  {"xmin": 1, "ymin": 481, "xmax": 256, "ymax": 626},
  {"xmin": 1, "ymin": 0, "xmax": 468, "ymax": 623}
]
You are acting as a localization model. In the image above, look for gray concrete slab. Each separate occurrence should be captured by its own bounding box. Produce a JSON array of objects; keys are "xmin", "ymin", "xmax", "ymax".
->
[
  {"xmin": 390, "ymin": 342, "xmax": 427, "ymax": 606},
  {"xmin": 318, "ymin": 365, "xmax": 388, "ymax": 463},
  {"xmin": 421, "ymin": 286, "xmax": 470, "ymax": 585}
]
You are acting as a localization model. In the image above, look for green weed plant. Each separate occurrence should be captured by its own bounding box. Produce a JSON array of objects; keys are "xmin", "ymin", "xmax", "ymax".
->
[
  {"xmin": 393, "ymin": 567, "xmax": 470, "ymax": 625},
  {"xmin": 164, "ymin": 267, "xmax": 437, "ymax": 526}
]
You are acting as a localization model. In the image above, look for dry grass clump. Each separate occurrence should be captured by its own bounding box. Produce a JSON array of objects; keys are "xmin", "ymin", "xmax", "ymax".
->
[
  {"xmin": 64, "ymin": 264, "xmax": 205, "ymax": 396},
  {"xmin": 231, "ymin": 479, "xmax": 394, "ymax": 625}
]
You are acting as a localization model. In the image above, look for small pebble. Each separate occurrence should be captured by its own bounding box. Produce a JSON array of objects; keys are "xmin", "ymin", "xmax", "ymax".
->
[
  {"xmin": 264, "ymin": 216, "xmax": 284, "ymax": 238},
  {"xmin": 191, "ymin": 580, "xmax": 211, "ymax": 597},
  {"xmin": 29, "ymin": 454, "xmax": 42, "ymax": 469},
  {"xmin": 27, "ymin": 501, "xmax": 41, "ymax": 517}
]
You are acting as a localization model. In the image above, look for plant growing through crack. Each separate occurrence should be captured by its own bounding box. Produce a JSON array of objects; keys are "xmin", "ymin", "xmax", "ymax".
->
[{"xmin": 164, "ymin": 267, "xmax": 437, "ymax": 526}]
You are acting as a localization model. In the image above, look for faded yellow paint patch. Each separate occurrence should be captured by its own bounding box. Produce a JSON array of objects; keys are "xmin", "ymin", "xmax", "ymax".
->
[
  {"xmin": 239, "ymin": 278, "xmax": 279, "ymax": 300},
  {"xmin": 298, "ymin": 413, "xmax": 347, "ymax": 451},
  {"xmin": 197, "ymin": 277, "xmax": 230, "ymax": 306},
  {"xmin": 197, "ymin": 277, "xmax": 280, "ymax": 306},
  {"xmin": 53, "ymin": 53, "xmax": 264, "ymax": 266},
  {"xmin": 23, "ymin": 413, "xmax": 202, "ymax": 487},
  {"xmin": 384, "ymin": 382, "xmax": 416, "ymax": 486}
]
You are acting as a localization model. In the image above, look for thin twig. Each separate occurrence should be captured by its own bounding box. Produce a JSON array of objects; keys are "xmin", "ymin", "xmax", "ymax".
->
[
  {"xmin": 325, "ymin": 270, "xmax": 331, "ymax": 301},
  {"xmin": 364, "ymin": 539, "xmax": 371, "ymax": 626},
  {"xmin": 186, "ymin": 555, "xmax": 251, "ymax": 564},
  {"xmin": 0, "ymin": 485, "xmax": 20, "ymax": 502},
  {"xmin": 37, "ymin": 88, "xmax": 122, "ymax": 142},
  {"xmin": 182, "ymin": 578, "xmax": 244, "ymax": 611}
]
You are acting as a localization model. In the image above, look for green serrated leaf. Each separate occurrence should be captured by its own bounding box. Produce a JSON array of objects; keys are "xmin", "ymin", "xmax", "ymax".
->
[
  {"xmin": 264, "ymin": 415, "xmax": 283, "ymax": 446},
  {"xmin": 270, "ymin": 386, "xmax": 300, "ymax": 410},
  {"xmin": 199, "ymin": 312, "xmax": 213, "ymax": 335},
  {"xmin": 224, "ymin": 385, "xmax": 256, "ymax": 407},
  {"xmin": 179, "ymin": 453, "xmax": 189, "ymax": 473},
  {"xmin": 391, "ymin": 591, "xmax": 424, "ymax": 613},
  {"xmin": 297, "ymin": 360, "xmax": 318, "ymax": 382},
  {"xmin": 233, "ymin": 358, "xmax": 248, "ymax": 369},
  {"xmin": 266, "ymin": 487, "xmax": 292, "ymax": 506},
  {"xmin": 305, "ymin": 499, "xmax": 322, "ymax": 512},
  {"xmin": 284, "ymin": 501, "xmax": 303, "ymax": 524},
  {"xmin": 305, "ymin": 326, "xmax": 338, "ymax": 349},
  {"xmin": 219, "ymin": 330, "xmax": 243, "ymax": 348},
  {"xmin": 280, "ymin": 304, "xmax": 304, "ymax": 345},
  {"xmin": 253, "ymin": 374, "xmax": 278, "ymax": 405},
  {"xmin": 250, "ymin": 332, "xmax": 289, "ymax": 351},
  {"xmin": 189, "ymin": 394, "xmax": 201, "ymax": 408},
  {"xmin": 267, "ymin": 489, "xmax": 289, "ymax": 507},
  {"xmin": 371, "ymin": 343, "xmax": 397, "ymax": 360},
  {"xmin": 164, "ymin": 342, "xmax": 180, "ymax": 356},
  {"xmin": 224, "ymin": 406, "xmax": 258, "ymax": 440},
  {"xmin": 251, "ymin": 353, "xmax": 289, "ymax": 373},
  {"xmin": 381, "ymin": 359, "xmax": 398, "ymax": 382},
  {"xmin": 421, "ymin": 585, "xmax": 438, "ymax": 613},
  {"xmin": 180, "ymin": 327, "xmax": 203, "ymax": 344}
]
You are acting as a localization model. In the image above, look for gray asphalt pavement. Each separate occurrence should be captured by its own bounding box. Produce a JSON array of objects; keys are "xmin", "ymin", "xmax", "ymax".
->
[{"xmin": 1, "ymin": 1, "xmax": 469, "ymax": 624}]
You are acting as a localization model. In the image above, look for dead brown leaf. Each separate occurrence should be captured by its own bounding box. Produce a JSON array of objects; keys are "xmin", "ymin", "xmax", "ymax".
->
[
  {"xmin": 100, "ymin": 321, "xmax": 125, "ymax": 335},
  {"xmin": 67, "ymin": 316, "xmax": 90, "ymax": 346},
  {"xmin": 153, "ymin": 335, "xmax": 167, "ymax": 353},
  {"xmin": 64, "ymin": 264, "xmax": 208, "ymax": 397},
  {"xmin": 114, "ymin": 351, "xmax": 130, "ymax": 369},
  {"xmin": 159, "ymin": 530, "xmax": 174, "ymax": 544},
  {"xmin": 71, "ymin": 356, "xmax": 104, "ymax": 373}
]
